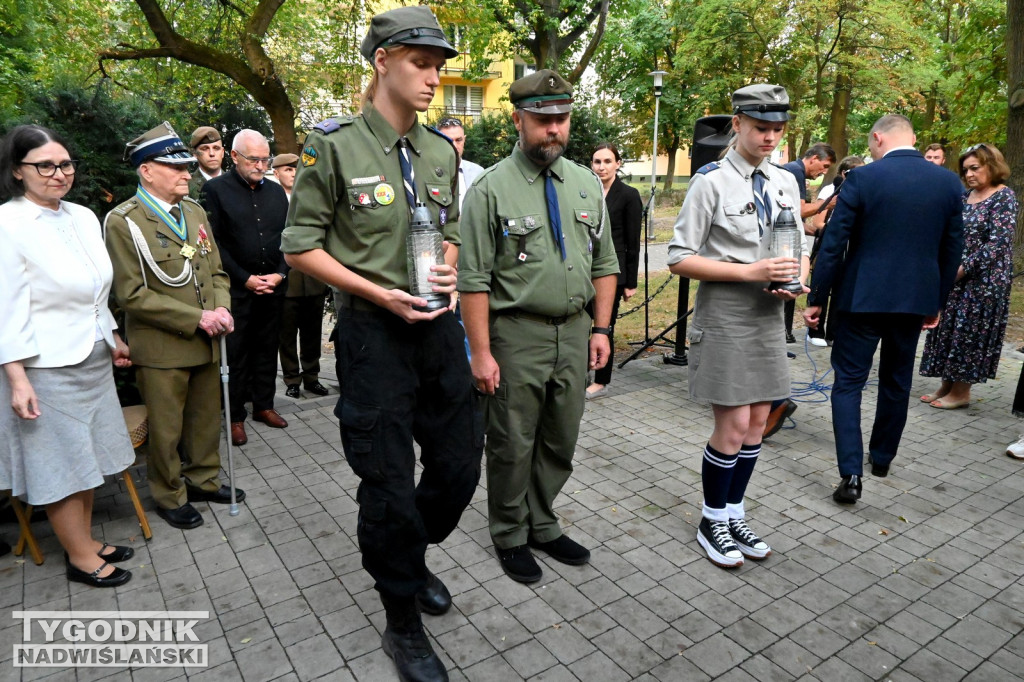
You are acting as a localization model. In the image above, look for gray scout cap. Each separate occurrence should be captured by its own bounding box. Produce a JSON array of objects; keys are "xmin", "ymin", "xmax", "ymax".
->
[
  {"xmin": 510, "ymin": 69, "xmax": 574, "ymax": 115},
  {"xmin": 125, "ymin": 121, "xmax": 196, "ymax": 167},
  {"xmin": 732, "ymin": 84, "xmax": 791, "ymax": 122},
  {"xmin": 360, "ymin": 6, "xmax": 458, "ymax": 62},
  {"xmin": 190, "ymin": 126, "xmax": 221, "ymax": 148}
]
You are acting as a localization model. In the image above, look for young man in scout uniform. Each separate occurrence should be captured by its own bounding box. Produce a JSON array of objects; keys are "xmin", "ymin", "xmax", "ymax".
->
[
  {"xmin": 105, "ymin": 122, "xmax": 243, "ymax": 530},
  {"xmin": 281, "ymin": 7, "xmax": 481, "ymax": 682},
  {"xmin": 188, "ymin": 126, "xmax": 224, "ymax": 199},
  {"xmin": 273, "ymin": 153, "xmax": 330, "ymax": 399},
  {"xmin": 458, "ymin": 70, "xmax": 620, "ymax": 584}
]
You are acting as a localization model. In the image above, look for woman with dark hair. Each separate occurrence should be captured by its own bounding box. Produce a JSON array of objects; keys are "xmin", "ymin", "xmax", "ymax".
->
[
  {"xmin": 586, "ymin": 142, "xmax": 642, "ymax": 399},
  {"xmin": 919, "ymin": 143, "xmax": 1017, "ymax": 410},
  {"xmin": 0, "ymin": 124, "xmax": 136, "ymax": 587}
]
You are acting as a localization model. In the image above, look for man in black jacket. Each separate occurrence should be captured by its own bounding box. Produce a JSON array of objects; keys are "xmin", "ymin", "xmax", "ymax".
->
[{"xmin": 202, "ymin": 129, "xmax": 290, "ymax": 446}]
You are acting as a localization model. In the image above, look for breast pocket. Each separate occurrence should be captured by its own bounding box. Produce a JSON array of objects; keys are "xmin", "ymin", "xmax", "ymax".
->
[
  {"xmin": 424, "ymin": 183, "xmax": 453, "ymax": 226},
  {"xmin": 347, "ymin": 182, "xmax": 396, "ymax": 233},
  {"xmin": 501, "ymin": 215, "xmax": 545, "ymax": 263},
  {"xmin": 152, "ymin": 251, "xmax": 188, "ymax": 279},
  {"xmin": 572, "ymin": 207, "xmax": 598, "ymax": 257},
  {"xmin": 723, "ymin": 200, "xmax": 759, "ymax": 236}
]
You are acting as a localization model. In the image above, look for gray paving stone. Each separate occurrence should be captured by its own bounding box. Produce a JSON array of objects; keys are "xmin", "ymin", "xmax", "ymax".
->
[
  {"xmin": 502, "ymin": 639, "xmax": 560, "ymax": 678},
  {"xmin": 681, "ymin": 631, "xmax": 751, "ymax": 679}
]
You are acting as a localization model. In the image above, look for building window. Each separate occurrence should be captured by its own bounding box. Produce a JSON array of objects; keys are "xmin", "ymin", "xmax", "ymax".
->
[
  {"xmin": 513, "ymin": 63, "xmax": 536, "ymax": 81},
  {"xmin": 443, "ymin": 85, "xmax": 484, "ymax": 119}
]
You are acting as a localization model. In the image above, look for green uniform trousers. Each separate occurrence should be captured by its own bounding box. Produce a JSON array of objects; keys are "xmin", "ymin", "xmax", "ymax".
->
[
  {"xmin": 136, "ymin": 363, "xmax": 224, "ymax": 509},
  {"xmin": 485, "ymin": 311, "xmax": 589, "ymax": 548}
]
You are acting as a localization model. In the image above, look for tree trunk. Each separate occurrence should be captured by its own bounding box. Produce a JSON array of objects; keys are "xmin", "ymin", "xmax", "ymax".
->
[
  {"xmin": 662, "ymin": 137, "xmax": 678, "ymax": 192},
  {"xmin": 827, "ymin": 72, "xmax": 852, "ymax": 161},
  {"xmin": 1007, "ymin": 0, "xmax": 1024, "ymax": 254}
]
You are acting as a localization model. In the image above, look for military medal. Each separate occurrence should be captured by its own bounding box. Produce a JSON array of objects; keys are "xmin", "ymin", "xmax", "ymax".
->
[
  {"xmin": 197, "ymin": 224, "xmax": 211, "ymax": 256},
  {"xmin": 180, "ymin": 244, "xmax": 197, "ymax": 260}
]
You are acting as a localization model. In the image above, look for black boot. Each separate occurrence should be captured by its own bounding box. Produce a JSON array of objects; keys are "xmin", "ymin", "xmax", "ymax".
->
[{"xmin": 381, "ymin": 595, "xmax": 448, "ymax": 682}]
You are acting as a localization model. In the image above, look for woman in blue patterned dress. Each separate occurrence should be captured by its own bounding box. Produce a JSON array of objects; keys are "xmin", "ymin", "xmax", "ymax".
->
[{"xmin": 919, "ymin": 143, "xmax": 1017, "ymax": 409}]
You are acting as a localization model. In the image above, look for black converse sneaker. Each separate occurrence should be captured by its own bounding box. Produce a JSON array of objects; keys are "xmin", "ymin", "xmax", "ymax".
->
[
  {"xmin": 697, "ymin": 517, "xmax": 744, "ymax": 568},
  {"xmin": 728, "ymin": 518, "xmax": 771, "ymax": 560}
]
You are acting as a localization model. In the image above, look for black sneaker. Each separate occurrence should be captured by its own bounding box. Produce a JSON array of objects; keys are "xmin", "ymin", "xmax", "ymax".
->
[
  {"xmin": 382, "ymin": 624, "xmax": 448, "ymax": 682},
  {"xmin": 727, "ymin": 518, "xmax": 771, "ymax": 560},
  {"xmin": 697, "ymin": 517, "xmax": 743, "ymax": 568},
  {"xmin": 527, "ymin": 534, "xmax": 590, "ymax": 565},
  {"xmin": 496, "ymin": 545, "xmax": 543, "ymax": 583}
]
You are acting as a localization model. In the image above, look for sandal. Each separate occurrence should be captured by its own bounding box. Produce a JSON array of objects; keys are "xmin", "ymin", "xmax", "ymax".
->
[{"xmin": 930, "ymin": 399, "xmax": 969, "ymax": 410}]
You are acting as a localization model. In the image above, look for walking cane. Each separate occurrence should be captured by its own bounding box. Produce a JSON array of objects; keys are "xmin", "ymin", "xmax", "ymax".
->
[{"xmin": 219, "ymin": 336, "xmax": 240, "ymax": 516}]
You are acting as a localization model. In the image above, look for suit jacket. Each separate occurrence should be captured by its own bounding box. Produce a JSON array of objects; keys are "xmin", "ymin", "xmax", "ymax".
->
[
  {"xmin": 0, "ymin": 198, "xmax": 117, "ymax": 367},
  {"xmin": 808, "ymin": 149, "xmax": 964, "ymax": 316},
  {"xmin": 605, "ymin": 177, "xmax": 643, "ymax": 289},
  {"xmin": 104, "ymin": 195, "xmax": 232, "ymax": 369}
]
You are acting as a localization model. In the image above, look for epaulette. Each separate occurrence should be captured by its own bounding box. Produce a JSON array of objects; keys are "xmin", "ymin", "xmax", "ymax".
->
[
  {"xmin": 182, "ymin": 196, "xmax": 202, "ymax": 206},
  {"xmin": 425, "ymin": 126, "xmax": 458, "ymax": 154},
  {"xmin": 313, "ymin": 116, "xmax": 354, "ymax": 135},
  {"xmin": 109, "ymin": 199, "xmax": 138, "ymax": 216},
  {"xmin": 695, "ymin": 162, "xmax": 720, "ymax": 175}
]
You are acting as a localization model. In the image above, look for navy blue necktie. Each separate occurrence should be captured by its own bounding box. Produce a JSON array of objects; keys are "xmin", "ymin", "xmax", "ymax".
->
[
  {"xmin": 752, "ymin": 170, "xmax": 772, "ymax": 237},
  {"xmin": 545, "ymin": 170, "xmax": 566, "ymax": 260},
  {"xmin": 398, "ymin": 137, "xmax": 417, "ymax": 212}
]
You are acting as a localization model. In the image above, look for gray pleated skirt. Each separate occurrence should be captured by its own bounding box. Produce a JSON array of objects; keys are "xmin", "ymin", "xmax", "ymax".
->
[
  {"xmin": 0, "ymin": 341, "xmax": 134, "ymax": 505},
  {"xmin": 687, "ymin": 281, "xmax": 791, "ymax": 406}
]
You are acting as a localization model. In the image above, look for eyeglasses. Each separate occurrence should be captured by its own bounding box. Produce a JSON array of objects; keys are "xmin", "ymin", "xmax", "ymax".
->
[
  {"xmin": 963, "ymin": 143, "xmax": 987, "ymax": 155},
  {"xmin": 235, "ymin": 151, "xmax": 273, "ymax": 166},
  {"xmin": 437, "ymin": 118, "xmax": 464, "ymax": 129},
  {"xmin": 20, "ymin": 160, "xmax": 79, "ymax": 177}
]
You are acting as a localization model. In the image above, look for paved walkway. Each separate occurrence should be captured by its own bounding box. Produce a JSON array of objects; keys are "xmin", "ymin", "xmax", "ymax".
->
[{"xmin": 5, "ymin": 331, "xmax": 1024, "ymax": 681}]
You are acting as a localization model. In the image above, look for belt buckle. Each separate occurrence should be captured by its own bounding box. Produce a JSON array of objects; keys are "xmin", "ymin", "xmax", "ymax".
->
[{"xmin": 550, "ymin": 314, "xmax": 569, "ymax": 325}]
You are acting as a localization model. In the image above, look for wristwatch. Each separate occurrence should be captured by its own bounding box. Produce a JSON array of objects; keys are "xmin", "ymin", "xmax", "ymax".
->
[{"xmin": 591, "ymin": 327, "xmax": 612, "ymax": 336}]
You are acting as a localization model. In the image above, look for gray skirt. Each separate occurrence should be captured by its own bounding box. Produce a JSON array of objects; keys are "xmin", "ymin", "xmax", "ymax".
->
[
  {"xmin": 687, "ymin": 281, "xmax": 791, "ymax": 406},
  {"xmin": 0, "ymin": 341, "xmax": 134, "ymax": 505}
]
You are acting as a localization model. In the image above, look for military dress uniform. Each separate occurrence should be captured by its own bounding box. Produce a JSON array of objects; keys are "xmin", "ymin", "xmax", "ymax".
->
[
  {"xmin": 282, "ymin": 103, "xmax": 482, "ymax": 602},
  {"xmin": 104, "ymin": 134, "xmax": 233, "ymax": 513},
  {"xmin": 457, "ymin": 72, "xmax": 619, "ymax": 557}
]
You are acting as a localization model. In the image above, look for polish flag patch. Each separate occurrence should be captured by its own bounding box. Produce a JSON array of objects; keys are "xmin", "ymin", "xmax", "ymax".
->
[
  {"xmin": 430, "ymin": 187, "xmax": 441, "ymax": 196},
  {"xmin": 581, "ymin": 212, "xmax": 589, "ymax": 219}
]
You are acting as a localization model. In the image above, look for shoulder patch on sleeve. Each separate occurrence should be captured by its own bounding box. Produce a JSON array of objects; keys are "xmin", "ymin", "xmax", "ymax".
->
[
  {"xmin": 695, "ymin": 162, "xmax": 720, "ymax": 175},
  {"xmin": 312, "ymin": 116, "xmax": 353, "ymax": 135}
]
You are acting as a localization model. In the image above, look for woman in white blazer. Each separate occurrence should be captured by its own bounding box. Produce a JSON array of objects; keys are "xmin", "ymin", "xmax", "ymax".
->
[{"xmin": 0, "ymin": 125, "xmax": 136, "ymax": 588}]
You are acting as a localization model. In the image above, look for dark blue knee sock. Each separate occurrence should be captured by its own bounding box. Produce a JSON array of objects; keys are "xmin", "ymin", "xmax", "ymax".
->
[
  {"xmin": 727, "ymin": 442, "xmax": 761, "ymax": 511},
  {"xmin": 702, "ymin": 442, "xmax": 737, "ymax": 522}
]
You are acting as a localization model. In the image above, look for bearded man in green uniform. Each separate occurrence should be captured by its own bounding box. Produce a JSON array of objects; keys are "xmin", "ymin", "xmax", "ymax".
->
[
  {"xmin": 458, "ymin": 70, "xmax": 619, "ymax": 585},
  {"xmin": 105, "ymin": 122, "xmax": 243, "ymax": 531},
  {"xmin": 281, "ymin": 7, "xmax": 482, "ymax": 682}
]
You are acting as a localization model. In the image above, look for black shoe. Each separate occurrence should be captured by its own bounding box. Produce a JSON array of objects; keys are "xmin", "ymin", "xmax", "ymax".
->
[
  {"xmin": 382, "ymin": 624, "xmax": 448, "ymax": 682},
  {"xmin": 764, "ymin": 399, "xmax": 798, "ymax": 439},
  {"xmin": 304, "ymin": 381, "xmax": 330, "ymax": 396},
  {"xmin": 186, "ymin": 485, "xmax": 246, "ymax": 504},
  {"xmin": 786, "ymin": 331, "xmax": 796, "ymax": 344},
  {"xmin": 833, "ymin": 475, "xmax": 862, "ymax": 504},
  {"xmin": 697, "ymin": 517, "xmax": 743, "ymax": 568},
  {"xmin": 285, "ymin": 385, "xmax": 300, "ymax": 399},
  {"xmin": 98, "ymin": 543, "xmax": 134, "ymax": 563},
  {"xmin": 65, "ymin": 554, "xmax": 132, "ymax": 588},
  {"xmin": 496, "ymin": 545, "xmax": 542, "ymax": 583},
  {"xmin": 868, "ymin": 455, "xmax": 889, "ymax": 477},
  {"xmin": 527, "ymin": 534, "xmax": 591, "ymax": 565},
  {"xmin": 156, "ymin": 503, "xmax": 204, "ymax": 529},
  {"xmin": 416, "ymin": 571, "xmax": 451, "ymax": 616}
]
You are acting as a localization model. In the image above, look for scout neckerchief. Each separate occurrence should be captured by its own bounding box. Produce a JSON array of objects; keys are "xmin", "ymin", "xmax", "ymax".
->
[{"xmin": 135, "ymin": 185, "xmax": 187, "ymax": 241}]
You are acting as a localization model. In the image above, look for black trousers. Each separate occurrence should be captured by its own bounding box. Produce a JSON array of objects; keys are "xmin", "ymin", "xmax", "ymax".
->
[
  {"xmin": 227, "ymin": 293, "xmax": 284, "ymax": 421},
  {"xmin": 279, "ymin": 294, "xmax": 326, "ymax": 386},
  {"xmin": 830, "ymin": 312, "xmax": 922, "ymax": 476},
  {"xmin": 335, "ymin": 307, "xmax": 482, "ymax": 600},
  {"xmin": 591, "ymin": 286, "xmax": 623, "ymax": 385}
]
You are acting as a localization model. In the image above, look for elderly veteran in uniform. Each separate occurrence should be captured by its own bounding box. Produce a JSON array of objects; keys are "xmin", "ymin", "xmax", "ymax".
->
[
  {"xmin": 667, "ymin": 85, "xmax": 805, "ymax": 569},
  {"xmin": 458, "ymin": 70, "xmax": 619, "ymax": 584},
  {"xmin": 104, "ymin": 122, "xmax": 242, "ymax": 530},
  {"xmin": 281, "ymin": 7, "xmax": 482, "ymax": 681},
  {"xmin": 274, "ymin": 153, "xmax": 330, "ymax": 399},
  {"xmin": 187, "ymin": 126, "xmax": 224, "ymax": 199}
]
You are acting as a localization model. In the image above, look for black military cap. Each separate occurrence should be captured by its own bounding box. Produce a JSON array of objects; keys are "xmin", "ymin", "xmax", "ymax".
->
[
  {"xmin": 732, "ymin": 84, "xmax": 791, "ymax": 122},
  {"xmin": 510, "ymin": 69, "xmax": 574, "ymax": 115},
  {"xmin": 360, "ymin": 6, "xmax": 457, "ymax": 62}
]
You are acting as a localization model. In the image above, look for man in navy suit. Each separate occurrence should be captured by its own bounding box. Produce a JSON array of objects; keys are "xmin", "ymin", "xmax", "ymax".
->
[{"xmin": 803, "ymin": 115, "xmax": 963, "ymax": 504}]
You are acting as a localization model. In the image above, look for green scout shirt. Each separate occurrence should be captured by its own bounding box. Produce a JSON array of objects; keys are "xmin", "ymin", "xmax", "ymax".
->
[
  {"xmin": 458, "ymin": 143, "xmax": 619, "ymax": 317},
  {"xmin": 280, "ymin": 102, "xmax": 459, "ymax": 292}
]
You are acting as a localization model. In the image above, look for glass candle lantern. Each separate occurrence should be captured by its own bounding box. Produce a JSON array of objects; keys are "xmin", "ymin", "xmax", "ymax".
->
[
  {"xmin": 768, "ymin": 205, "xmax": 804, "ymax": 294},
  {"xmin": 406, "ymin": 202, "xmax": 449, "ymax": 312}
]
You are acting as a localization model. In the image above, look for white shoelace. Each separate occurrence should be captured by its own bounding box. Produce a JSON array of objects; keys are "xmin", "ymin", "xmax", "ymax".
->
[
  {"xmin": 728, "ymin": 518, "xmax": 761, "ymax": 546},
  {"xmin": 710, "ymin": 521, "xmax": 737, "ymax": 549}
]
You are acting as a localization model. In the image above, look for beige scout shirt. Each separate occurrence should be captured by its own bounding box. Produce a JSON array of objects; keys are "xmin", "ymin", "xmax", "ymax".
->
[
  {"xmin": 667, "ymin": 148, "xmax": 802, "ymax": 267},
  {"xmin": 280, "ymin": 102, "xmax": 459, "ymax": 293},
  {"xmin": 457, "ymin": 144, "xmax": 619, "ymax": 318}
]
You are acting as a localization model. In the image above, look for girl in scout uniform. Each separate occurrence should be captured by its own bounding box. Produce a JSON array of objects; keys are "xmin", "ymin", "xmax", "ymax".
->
[{"xmin": 667, "ymin": 84, "xmax": 807, "ymax": 568}]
